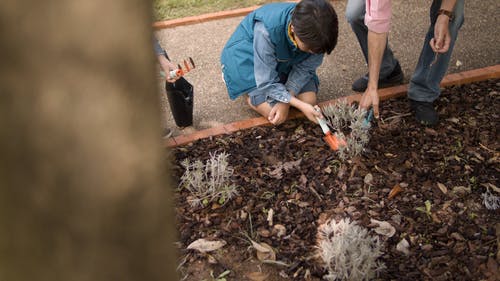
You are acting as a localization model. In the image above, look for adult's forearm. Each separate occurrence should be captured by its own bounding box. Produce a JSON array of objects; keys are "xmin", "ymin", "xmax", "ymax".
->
[
  {"xmin": 157, "ymin": 55, "xmax": 172, "ymax": 72},
  {"xmin": 367, "ymin": 30, "xmax": 387, "ymax": 90}
]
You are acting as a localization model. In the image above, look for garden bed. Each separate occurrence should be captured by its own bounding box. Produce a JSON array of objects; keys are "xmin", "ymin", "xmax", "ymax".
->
[{"xmin": 170, "ymin": 79, "xmax": 499, "ymax": 281}]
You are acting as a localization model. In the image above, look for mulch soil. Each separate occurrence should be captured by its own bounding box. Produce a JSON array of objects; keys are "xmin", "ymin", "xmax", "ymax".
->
[{"xmin": 170, "ymin": 79, "xmax": 499, "ymax": 281}]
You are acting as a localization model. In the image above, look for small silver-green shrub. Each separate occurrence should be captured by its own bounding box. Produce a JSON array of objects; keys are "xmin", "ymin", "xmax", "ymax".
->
[
  {"xmin": 321, "ymin": 99, "xmax": 371, "ymax": 160},
  {"xmin": 482, "ymin": 189, "xmax": 500, "ymax": 210},
  {"xmin": 317, "ymin": 218, "xmax": 385, "ymax": 281},
  {"xmin": 179, "ymin": 151, "xmax": 238, "ymax": 207}
]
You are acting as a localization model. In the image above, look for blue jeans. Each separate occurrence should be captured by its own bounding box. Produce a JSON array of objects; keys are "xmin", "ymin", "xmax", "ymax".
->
[{"xmin": 345, "ymin": 0, "xmax": 464, "ymax": 102}]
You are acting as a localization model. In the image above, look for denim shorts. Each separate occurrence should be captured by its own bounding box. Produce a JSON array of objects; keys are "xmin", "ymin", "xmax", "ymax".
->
[{"xmin": 249, "ymin": 76, "xmax": 318, "ymax": 107}]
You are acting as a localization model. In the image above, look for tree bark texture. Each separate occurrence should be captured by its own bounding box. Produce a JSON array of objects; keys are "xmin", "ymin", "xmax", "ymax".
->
[{"xmin": 0, "ymin": 1, "xmax": 178, "ymax": 280}]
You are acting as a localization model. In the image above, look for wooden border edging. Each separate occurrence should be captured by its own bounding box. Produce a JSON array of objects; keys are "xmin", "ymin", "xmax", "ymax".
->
[{"xmin": 165, "ymin": 65, "xmax": 500, "ymax": 148}]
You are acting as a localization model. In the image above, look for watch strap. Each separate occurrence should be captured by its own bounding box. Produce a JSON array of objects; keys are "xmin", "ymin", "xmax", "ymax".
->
[{"xmin": 437, "ymin": 9, "xmax": 454, "ymax": 21}]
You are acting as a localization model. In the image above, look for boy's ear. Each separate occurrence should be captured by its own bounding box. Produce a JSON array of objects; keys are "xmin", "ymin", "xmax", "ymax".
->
[{"xmin": 291, "ymin": 25, "xmax": 295, "ymax": 33}]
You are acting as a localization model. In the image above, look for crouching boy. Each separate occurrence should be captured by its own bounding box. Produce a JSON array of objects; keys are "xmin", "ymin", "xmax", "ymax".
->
[{"xmin": 221, "ymin": 0, "xmax": 339, "ymax": 125}]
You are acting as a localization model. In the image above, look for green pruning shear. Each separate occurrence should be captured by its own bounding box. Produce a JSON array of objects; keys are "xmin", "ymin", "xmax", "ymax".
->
[{"xmin": 363, "ymin": 108, "xmax": 374, "ymax": 128}]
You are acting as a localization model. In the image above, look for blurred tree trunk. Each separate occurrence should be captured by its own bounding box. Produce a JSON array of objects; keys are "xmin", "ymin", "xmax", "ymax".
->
[{"xmin": 0, "ymin": 1, "xmax": 178, "ymax": 281}]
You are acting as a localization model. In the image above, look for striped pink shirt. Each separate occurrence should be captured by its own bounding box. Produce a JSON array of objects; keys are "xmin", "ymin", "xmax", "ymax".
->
[{"xmin": 364, "ymin": 0, "xmax": 392, "ymax": 33}]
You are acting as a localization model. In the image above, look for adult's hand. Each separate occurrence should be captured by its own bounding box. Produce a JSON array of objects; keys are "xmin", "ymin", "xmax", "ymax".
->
[
  {"xmin": 359, "ymin": 87, "xmax": 380, "ymax": 119},
  {"xmin": 268, "ymin": 102, "xmax": 290, "ymax": 125},
  {"xmin": 158, "ymin": 55, "xmax": 180, "ymax": 83},
  {"xmin": 165, "ymin": 60, "xmax": 180, "ymax": 83},
  {"xmin": 430, "ymin": 15, "xmax": 451, "ymax": 53}
]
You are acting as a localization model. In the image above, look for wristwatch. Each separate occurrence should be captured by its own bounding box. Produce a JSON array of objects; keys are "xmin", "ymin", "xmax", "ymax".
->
[{"xmin": 437, "ymin": 9, "xmax": 454, "ymax": 21}]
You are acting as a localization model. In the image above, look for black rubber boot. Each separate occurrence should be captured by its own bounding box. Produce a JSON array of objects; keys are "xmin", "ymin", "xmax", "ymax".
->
[{"xmin": 409, "ymin": 99, "xmax": 439, "ymax": 126}]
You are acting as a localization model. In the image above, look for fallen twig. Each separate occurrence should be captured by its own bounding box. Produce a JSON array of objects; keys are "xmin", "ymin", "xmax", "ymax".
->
[
  {"xmin": 479, "ymin": 143, "xmax": 496, "ymax": 154},
  {"xmin": 374, "ymin": 165, "xmax": 390, "ymax": 176},
  {"xmin": 261, "ymin": 260, "xmax": 290, "ymax": 267},
  {"xmin": 383, "ymin": 113, "xmax": 412, "ymax": 122},
  {"xmin": 309, "ymin": 185, "xmax": 323, "ymax": 201}
]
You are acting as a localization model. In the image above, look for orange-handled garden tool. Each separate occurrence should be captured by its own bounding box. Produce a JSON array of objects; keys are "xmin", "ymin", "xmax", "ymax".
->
[
  {"xmin": 315, "ymin": 107, "xmax": 347, "ymax": 151},
  {"xmin": 163, "ymin": 57, "xmax": 196, "ymax": 79}
]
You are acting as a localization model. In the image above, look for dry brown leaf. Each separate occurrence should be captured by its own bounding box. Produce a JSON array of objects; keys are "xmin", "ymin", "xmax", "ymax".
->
[
  {"xmin": 482, "ymin": 183, "xmax": 500, "ymax": 193},
  {"xmin": 436, "ymin": 182, "xmax": 448, "ymax": 194},
  {"xmin": 431, "ymin": 213, "xmax": 442, "ymax": 223},
  {"xmin": 370, "ymin": 219, "xmax": 396, "ymax": 237},
  {"xmin": 267, "ymin": 208, "xmax": 274, "ymax": 226},
  {"xmin": 246, "ymin": 272, "xmax": 270, "ymax": 281},
  {"xmin": 253, "ymin": 242, "xmax": 276, "ymax": 261},
  {"xmin": 272, "ymin": 224, "xmax": 287, "ymax": 237},
  {"xmin": 187, "ymin": 238, "xmax": 226, "ymax": 253},
  {"xmin": 250, "ymin": 240, "xmax": 270, "ymax": 253},
  {"xmin": 282, "ymin": 159, "xmax": 302, "ymax": 172},
  {"xmin": 452, "ymin": 186, "xmax": 471, "ymax": 196},
  {"xmin": 364, "ymin": 173, "xmax": 373, "ymax": 185},
  {"xmin": 388, "ymin": 184, "xmax": 403, "ymax": 200},
  {"xmin": 396, "ymin": 238, "xmax": 410, "ymax": 255},
  {"xmin": 442, "ymin": 200, "xmax": 453, "ymax": 210},
  {"xmin": 299, "ymin": 174, "xmax": 308, "ymax": 186},
  {"xmin": 269, "ymin": 167, "xmax": 283, "ymax": 179}
]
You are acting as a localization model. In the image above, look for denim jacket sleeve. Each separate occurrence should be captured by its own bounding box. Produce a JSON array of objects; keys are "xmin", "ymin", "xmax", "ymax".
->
[
  {"xmin": 285, "ymin": 53, "xmax": 323, "ymax": 96},
  {"xmin": 251, "ymin": 22, "xmax": 290, "ymax": 103},
  {"xmin": 251, "ymin": 22, "xmax": 324, "ymax": 103}
]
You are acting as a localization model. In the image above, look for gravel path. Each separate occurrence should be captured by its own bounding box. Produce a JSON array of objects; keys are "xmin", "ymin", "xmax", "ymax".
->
[{"xmin": 156, "ymin": 0, "xmax": 500, "ymax": 136}]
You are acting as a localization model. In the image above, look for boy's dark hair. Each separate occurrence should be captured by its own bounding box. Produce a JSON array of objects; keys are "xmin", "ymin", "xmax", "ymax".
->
[{"xmin": 291, "ymin": 0, "xmax": 339, "ymax": 54}]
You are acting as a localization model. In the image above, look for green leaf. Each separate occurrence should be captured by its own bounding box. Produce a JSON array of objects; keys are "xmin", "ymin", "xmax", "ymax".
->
[
  {"xmin": 218, "ymin": 195, "xmax": 226, "ymax": 205},
  {"xmin": 219, "ymin": 270, "xmax": 231, "ymax": 278},
  {"xmin": 425, "ymin": 200, "xmax": 432, "ymax": 213},
  {"xmin": 415, "ymin": 207, "xmax": 426, "ymax": 213}
]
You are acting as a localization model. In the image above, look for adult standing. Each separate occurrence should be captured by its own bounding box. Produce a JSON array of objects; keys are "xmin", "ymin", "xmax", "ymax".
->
[{"xmin": 346, "ymin": 0, "xmax": 464, "ymax": 125}]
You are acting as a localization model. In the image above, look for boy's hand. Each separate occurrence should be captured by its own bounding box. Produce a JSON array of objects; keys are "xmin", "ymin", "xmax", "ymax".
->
[
  {"xmin": 289, "ymin": 97, "xmax": 322, "ymax": 124},
  {"xmin": 268, "ymin": 102, "xmax": 290, "ymax": 125},
  {"xmin": 301, "ymin": 103, "xmax": 322, "ymax": 124}
]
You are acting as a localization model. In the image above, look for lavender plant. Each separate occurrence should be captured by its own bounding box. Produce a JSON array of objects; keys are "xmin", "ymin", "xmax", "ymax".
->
[
  {"xmin": 179, "ymin": 151, "xmax": 238, "ymax": 207},
  {"xmin": 321, "ymin": 99, "xmax": 371, "ymax": 160},
  {"xmin": 317, "ymin": 218, "xmax": 385, "ymax": 281},
  {"xmin": 482, "ymin": 188, "xmax": 500, "ymax": 210}
]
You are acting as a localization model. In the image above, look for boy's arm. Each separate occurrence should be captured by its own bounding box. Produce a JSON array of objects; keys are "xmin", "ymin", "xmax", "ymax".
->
[
  {"xmin": 285, "ymin": 53, "xmax": 323, "ymax": 96},
  {"xmin": 252, "ymin": 22, "xmax": 290, "ymax": 104},
  {"xmin": 252, "ymin": 22, "xmax": 321, "ymax": 125}
]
